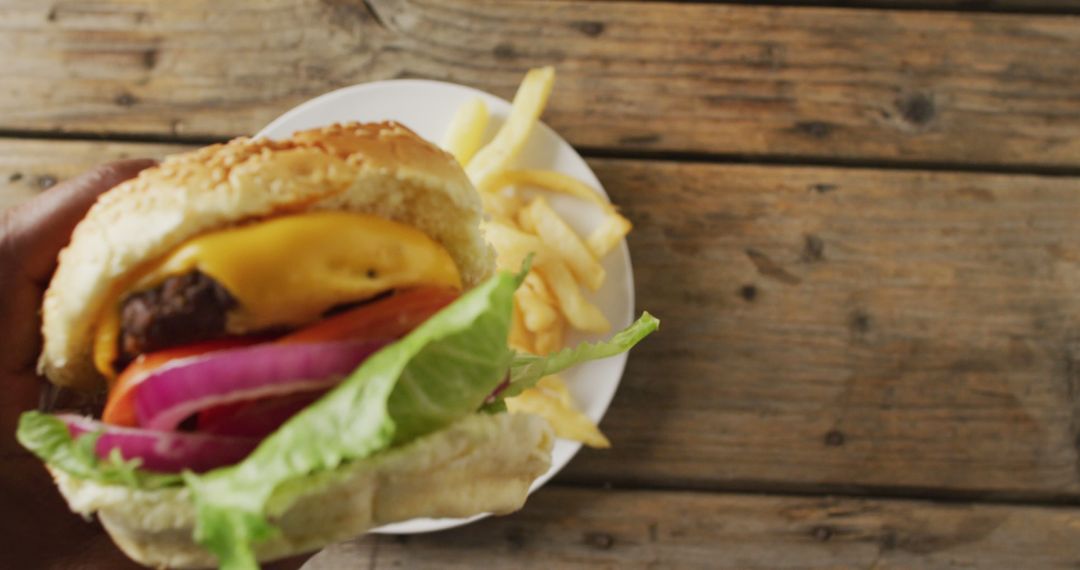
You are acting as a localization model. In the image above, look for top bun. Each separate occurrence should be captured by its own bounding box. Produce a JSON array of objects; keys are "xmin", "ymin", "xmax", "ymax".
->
[{"xmin": 41, "ymin": 122, "xmax": 494, "ymax": 391}]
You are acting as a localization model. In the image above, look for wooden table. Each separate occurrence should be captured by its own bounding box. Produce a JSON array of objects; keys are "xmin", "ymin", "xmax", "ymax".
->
[{"xmin": 4, "ymin": 1, "xmax": 1080, "ymax": 568}]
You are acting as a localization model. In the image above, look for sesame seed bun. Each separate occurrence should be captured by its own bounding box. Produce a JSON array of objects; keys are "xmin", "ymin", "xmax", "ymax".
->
[{"xmin": 40, "ymin": 122, "xmax": 494, "ymax": 390}]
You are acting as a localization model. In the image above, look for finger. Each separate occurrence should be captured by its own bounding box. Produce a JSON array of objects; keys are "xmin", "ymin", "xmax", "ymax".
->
[
  {"xmin": 0, "ymin": 270, "xmax": 45, "ymax": 374},
  {"xmin": 0, "ymin": 455, "xmax": 144, "ymax": 569},
  {"xmin": 3, "ymin": 158, "xmax": 156, "ymax": 283},
  {"xmin": 3, "ymin": 443, "xmax": 314, "ymax": 569},
  {"xmin": 0, "ymin": 375, "xmax": 44, "ymax": 453},
  {"xmin": 0, "ymin": 159, "xmax": 155, "ymax": 375}
]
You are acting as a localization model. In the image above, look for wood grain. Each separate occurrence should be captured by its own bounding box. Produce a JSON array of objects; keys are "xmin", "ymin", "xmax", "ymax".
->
[
  {"xmin": 571, "ymin": 158, "xmax": 1080, "ymax": 499},
  {"xmin": 2, "ymin": 1, "xmax": 1080, "ymax": 167},
  {"xmin": 4, "ymin": 138, "xmax": 1080, "ymax": 499},
  {"xmin": 618, "ymin": 0, "xmax": 1080, "ymax": 11},
  {"xmin": 0, "ymin": 139, "xmax": 188, "ymax": 212},
  {"xmin": 855, "ymin": 0, "xmax": 1080, "ymax": 8},
  {"xmin": 304, "ymin": 486, "xmax": 1080, "ymax": 569}
]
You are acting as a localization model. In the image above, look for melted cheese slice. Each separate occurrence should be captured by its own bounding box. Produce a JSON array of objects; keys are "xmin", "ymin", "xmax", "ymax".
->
[{"xmin": 93, "ymin": 212, "xmax": 462, "ymax": 378}]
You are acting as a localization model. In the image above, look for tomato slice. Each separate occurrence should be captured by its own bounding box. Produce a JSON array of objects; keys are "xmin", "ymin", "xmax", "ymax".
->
[
  {"xmin": 277, "ymin": 286, "xmax": 458, "ymax": 344},
  {"xmin": 103, "ymin": 338, "xmax": 257, "ymax": 427},
  {"xmin": 102, "ymin": 287, "xmax": 459, "ymax": 427}
]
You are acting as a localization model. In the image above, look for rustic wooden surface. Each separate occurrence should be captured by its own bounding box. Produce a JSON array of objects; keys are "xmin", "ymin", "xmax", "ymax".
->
[
  {"xmin": 4, "ymin": 0, "xmax": 1080, "ymax": 568},
  {"xmin": 0, "ymin": 139, "xmax": 189, "ymax": 211},
  {"xmin": 3, "ymin": 1, "xmax": 1080, "ymax": 168},
  {"xmin": 574, "ymin": 160, "xmax": 1080, "ymax": 499}
]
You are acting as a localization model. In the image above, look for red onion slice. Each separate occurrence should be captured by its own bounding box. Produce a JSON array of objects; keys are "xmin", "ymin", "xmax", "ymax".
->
[
  {"xmin": 136, "ymin": 339, "xmax": 387, "ymax": 432},
  {"xmin": 58, "ymin": 414, "xmax": 258, "ymax": 473}
]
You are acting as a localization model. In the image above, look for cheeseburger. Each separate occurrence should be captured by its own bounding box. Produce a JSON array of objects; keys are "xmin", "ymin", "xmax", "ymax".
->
[{"xmin": 18, "ymin": 122, "xmax": 656, "ymax": 569}]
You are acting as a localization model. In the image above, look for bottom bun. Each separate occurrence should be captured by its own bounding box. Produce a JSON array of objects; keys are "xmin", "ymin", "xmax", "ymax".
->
[{"xmin": 51, "ymin": 413, "xmax": 554, "ymax": 569}]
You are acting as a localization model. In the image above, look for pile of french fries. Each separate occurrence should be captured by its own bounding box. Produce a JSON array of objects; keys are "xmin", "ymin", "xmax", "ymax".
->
[{"xmin": 442, "ymin": 67, "xmax": 632, "ymax": 449}]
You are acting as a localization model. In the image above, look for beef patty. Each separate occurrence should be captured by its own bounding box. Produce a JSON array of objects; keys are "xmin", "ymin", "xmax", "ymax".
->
[
  {"xmin": 115, "ymin": 271, "xmax": 393, "ymax": 371},
  {"xmin": 118, "ymin": 271, "xmax": 236, "ymax": 368}
]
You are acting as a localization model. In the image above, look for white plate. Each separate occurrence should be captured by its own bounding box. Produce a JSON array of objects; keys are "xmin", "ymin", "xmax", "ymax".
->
[{"xmin": 256, "ymin": 80, "xmax": 634, "ymax": 534}]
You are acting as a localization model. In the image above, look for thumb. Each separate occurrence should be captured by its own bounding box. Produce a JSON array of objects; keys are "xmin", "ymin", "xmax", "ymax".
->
[{"xmin": 2, "ymin": 159, "xmax": 156, "ymax": 283}]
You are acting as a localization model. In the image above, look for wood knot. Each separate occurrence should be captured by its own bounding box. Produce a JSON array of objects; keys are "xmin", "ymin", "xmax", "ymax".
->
[
  {"xmin": 897, "ymin": 93, "xmax": 935, "ymax": 126},
  {"xmin": 8, "ymin": 172, "xmax": 23, "ymax": 183},
  {"xmin": 824, "ymin": 430, "xmax": 845, "ymax": 447},
  {"xmin": 115, "ymin": 92, "xmax": 137, "ymax": 107},
  {"xmin": 572, "ymin": 21, "xmax": 605, "ymax": 37},
  {"xmin": 812, "ymin": 526, "xmax": 834, "ymax": 541},
  {"xmin": 493, "ymin": 42, "xmax": 517, "ymax": 60},
  {"xmin": 745, "ymin": 248, "xmax": 802, "ymax": 285},
  {"xmin": 809, "ymin": 183, "xmax": 837, "ymax": 194},
  {"xmin": 584, "ymin": 531, "xmax": 615, "ymax": 550},
  {"xmin": 879, "ymin": 530, "xmax": 899, "ymax": 550},
  {"xmin": 802, "ymin": 234, "xmax": 825, "ymax": 262},
  {"xmin": 35, "ymin": 174, "xmax": 57, "ymax": 190},
  {"xmin": 792, "ymin": 121, "xmax": 834, "ymax": 139},
  {"xmin": 739, "ymin": 284, "xmax": 758, "ymax": 302},
  {"xmin": 850, "ymin": 310, "xmax": 872, "ymax": 335}
]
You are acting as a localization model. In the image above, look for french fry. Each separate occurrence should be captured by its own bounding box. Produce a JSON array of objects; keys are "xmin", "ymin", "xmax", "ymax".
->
[
  {"xmin": 525, "ymin": 197, "xmax": 605, "ymax": 291},
  {"xmin": 479, "ymin": 169, "xmax": 615, "ymax": 215},
  {"xmin": 586, "ymin": 212, "xmax": 633, "ymax": 258},
  {"xmin": 506, "ymin": 375, "xmax": 610, "ymax": 448},
  {"xmin": 481, "ymin": 220, "xmax": 548, "ymax": 270},
  {"xmin": 480, "ymin": 191, "xmax": 524, "ymax": 224},
  {"xmin": 536, "ymin": 257, "xmax": 610, "ymax": 333},
  {"xmin": 508, "ymin": 302, "xmax": 534, "ymax": 354},
  {"xmin": 523, "ymin": 271, "xmax": 555, "ymax": 305},
  {"xmin": 515, "ymin": 285, "xmax": 558, "ymax": 333},
  {"xmin": 533, "ymin": 317, "xmax": 565, "ymax": 356},
  {"xmin": 478, "ymin": 168, "xmax": 631, "ymax": 260},
  {"xmin": 441, "ymin": 98, "xmax": 489, "ymax": 165},
  {"xmin": 466, "ymin": 67, "xmax": 555, "ymax": 185},
  {"xmin": 515, "ymin": 203, "xmax": 536, "ymax": 234}
]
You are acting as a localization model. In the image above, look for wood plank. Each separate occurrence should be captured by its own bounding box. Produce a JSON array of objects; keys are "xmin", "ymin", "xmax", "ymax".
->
[
  {"xmin": 617, "ymin": 0, "xmax": 1080, "ymax": 11},
  {"xmin": 571, "ymin": 158, "xmax": 1080, "ymax": 498},
  {"xmin": 2, "ymin": 1, "xmax": 1080, "ymax": 167},
  {"xmin": 304, "ymin": 486, "xmax": 1080, "ymax": 569},
  {"xmin": 849, "ymin": 0, "xmax": 1080, "ymax": 9},
  {"xmin": 4, "ymin": 138, "xmax": 1080, "ymax": 498},
  {"xmin": 0, "ymin": 139, "xmax": 189, "ymax": 212}
]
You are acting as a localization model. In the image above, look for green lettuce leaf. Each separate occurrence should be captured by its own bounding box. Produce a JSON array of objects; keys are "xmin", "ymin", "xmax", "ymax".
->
[
  {"xmin": 17, "ymin": 411, "xmax": 183, "ymax": 489},
  {"xmin": 18, "ymin": 265, "xmax": 660, "ymax": 570},
  {"xmin": 185, "ymin": 268, "xmax": 522, "ymax": 569},
  {"xmin": 497, "ymin": 311, "xmax": 660, "ymax": 402}
]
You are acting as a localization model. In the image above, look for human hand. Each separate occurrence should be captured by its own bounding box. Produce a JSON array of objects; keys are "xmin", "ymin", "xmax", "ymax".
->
[
  {"xmin": 0, "ymin": 159, "xmax": 157, "ymax": 569},
  {"xmin": 0, "ymin": 160, "xmax": 310, "ymax": 570}
]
